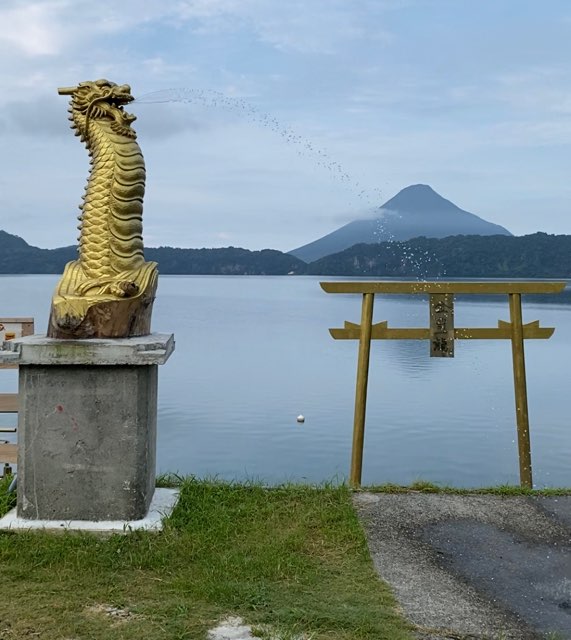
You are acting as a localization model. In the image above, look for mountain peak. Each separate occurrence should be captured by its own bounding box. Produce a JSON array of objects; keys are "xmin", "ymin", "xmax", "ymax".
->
[
  {"xmin": 380, "ymin": 184, "xmax": 460, "ymax": 213},
  {"xmin": 0, "ymin": 230, "xmax": 30, "ymax": 250},
  {"xmin": 402, "ymin": 184, "xmax": 435, "ymax": 193},
  {"xmin": 289, "ymin": 184, "xmax": 512, "ymax": 262}
]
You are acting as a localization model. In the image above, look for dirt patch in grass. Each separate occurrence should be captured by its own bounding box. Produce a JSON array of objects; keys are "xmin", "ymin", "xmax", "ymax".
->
[{"xmin": 84, "ymin": 603, "xmax": 140, "ymax": 625}]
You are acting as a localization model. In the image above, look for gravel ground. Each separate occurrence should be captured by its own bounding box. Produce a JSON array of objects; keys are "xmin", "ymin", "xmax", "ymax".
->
[{"xmin": 353, "ymin": 493, "xmax": 571, "ymax": 640}]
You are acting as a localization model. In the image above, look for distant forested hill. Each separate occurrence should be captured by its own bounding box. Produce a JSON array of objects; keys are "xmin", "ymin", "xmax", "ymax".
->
[
  {"xmin": 145, "ymin": 246, "xmax": 306, "ymax": 275},
  {"xmin": 0, "ymin": 231, "xmax": 306, "ymax": 275},
  {"xmin": 307, "ymin": 233, "xmax": 571, "ymax": 278},
  {"xmin": 0, "ymin": 231, "xmax": 76, "ymax": 273},
  {"xmin": 0, "ymin": 229, "xmax": 570, "ymax": 278}
]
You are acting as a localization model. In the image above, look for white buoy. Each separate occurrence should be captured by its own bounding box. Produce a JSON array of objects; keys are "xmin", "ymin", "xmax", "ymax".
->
[{"xmin": 296, "ymin": 415, "xmax": 305, "ymax": 423}]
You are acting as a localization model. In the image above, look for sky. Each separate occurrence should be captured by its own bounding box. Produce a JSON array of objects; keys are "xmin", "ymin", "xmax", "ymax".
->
[{"xmin": 0, "ymin": 0, "xmax": 570, "ymax": 252}]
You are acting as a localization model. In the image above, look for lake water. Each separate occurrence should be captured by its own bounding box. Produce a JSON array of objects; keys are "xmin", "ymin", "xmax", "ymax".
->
[{"xmin": 1, "ymin": 275, "xmax": 570, "ymax": 488}]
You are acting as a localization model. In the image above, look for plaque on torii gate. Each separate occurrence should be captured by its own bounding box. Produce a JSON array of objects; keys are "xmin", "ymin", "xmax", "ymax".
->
[{"xmin": 321, "ymin": 280, "xmax": 565, "ymax": 488}]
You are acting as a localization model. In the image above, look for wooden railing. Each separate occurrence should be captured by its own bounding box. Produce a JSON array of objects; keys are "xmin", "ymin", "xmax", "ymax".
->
[{"xmin": 0, "ymin": 318, "xmax": 34, "ymax": 469}]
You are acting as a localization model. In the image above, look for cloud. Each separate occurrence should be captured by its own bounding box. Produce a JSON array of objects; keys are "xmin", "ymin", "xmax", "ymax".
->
[
  {"xmin": 0, "ymin": 0, "xmax": 569, "ymax": 252},
  {"xmin": 0, "ymin": 96, "xmax": 69, "ymax": 137},
  {"xmin": 0, "ymin": 0, "xmax": 399, "ymax": 120},
  {"xmin": 494, "ymin": 67, "xmax": 571, "ymax": 115},
  {"xmin": 0, "ymin": 0, "xmax": 395, "ymax": 61},
  {"xmin": 0, "ymin": 1, "xmax": 70, "ymax": 56}
]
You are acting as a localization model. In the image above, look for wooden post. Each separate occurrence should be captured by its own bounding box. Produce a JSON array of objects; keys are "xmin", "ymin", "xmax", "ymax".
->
[
  {"xmin": 508, "ymin": 293, "xmax": 533, "ymax": 488},
  {"xmin": 0, "ymin": 318, "xmax": 34, "ymax": 370},
  {"xmin": 0, "ymin": 318, "xmax": 34, "ymax": 465},
  {"xmin": 350, "ymin": 293, "xmax": 375, "ymax": 487}
]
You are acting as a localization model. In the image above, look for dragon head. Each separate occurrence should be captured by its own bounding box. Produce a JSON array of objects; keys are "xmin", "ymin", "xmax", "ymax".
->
[{"xmin": 58, "ymin": 79, "xmax": 137, "ymax": 138}]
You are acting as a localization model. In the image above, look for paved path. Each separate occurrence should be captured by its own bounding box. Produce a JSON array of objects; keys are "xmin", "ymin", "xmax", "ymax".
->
[{"xmin": 354, "ymin": 493, "xmax": 571, "ymax": 640}]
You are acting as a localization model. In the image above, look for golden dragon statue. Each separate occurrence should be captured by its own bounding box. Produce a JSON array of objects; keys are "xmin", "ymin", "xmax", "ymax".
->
[{"xmin": 48, "ymin": 79, "xmax": 158, "ymax": 339}]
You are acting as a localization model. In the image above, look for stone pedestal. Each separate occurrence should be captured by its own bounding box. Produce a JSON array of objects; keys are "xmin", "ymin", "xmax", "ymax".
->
[{"xmin": 0, "ymin": 334, "xmax": 174, "ymax": 522}]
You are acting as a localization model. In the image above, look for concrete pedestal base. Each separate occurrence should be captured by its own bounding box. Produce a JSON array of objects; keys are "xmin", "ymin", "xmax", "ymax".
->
[
  {"xmin": 0, "ymin": 488, "xmax": 179, "ymax": 533},
  {"xmin": 0, "ymin": 334, "xmax": 174, "ymax": 522}
]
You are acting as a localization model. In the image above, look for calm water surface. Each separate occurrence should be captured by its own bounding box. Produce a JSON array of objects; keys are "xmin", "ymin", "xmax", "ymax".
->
[{"xmin": 1, "ymin": 275, "xmax": 570, "ymax": 488}]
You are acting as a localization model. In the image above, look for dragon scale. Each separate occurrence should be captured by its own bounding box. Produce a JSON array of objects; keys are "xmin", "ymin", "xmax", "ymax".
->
[{"xmin": 75, "ymin": 111, "xmax": 145, "ymax": 278}]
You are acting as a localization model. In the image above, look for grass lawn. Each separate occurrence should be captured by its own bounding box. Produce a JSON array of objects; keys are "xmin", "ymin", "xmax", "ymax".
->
[
  {"xmin": 0, "ymin": 477, "xmax": 412, "ymax": 640},
  {"xmin": 365, "ymin": 479, "xmax": 571, "ymax": 496}
]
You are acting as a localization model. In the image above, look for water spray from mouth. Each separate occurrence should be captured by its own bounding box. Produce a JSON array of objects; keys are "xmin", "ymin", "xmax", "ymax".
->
[
  {"xmin": 135, "ymin": 87, "xmax": 443, "ymax": 280},
  {"xmin": 136, "ymin": 88, "xmax": 383, "ymax": 205}
]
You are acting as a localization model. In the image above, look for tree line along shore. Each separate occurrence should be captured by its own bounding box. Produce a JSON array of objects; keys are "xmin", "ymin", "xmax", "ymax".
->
[{"xmin": 1, "ymin": 230, "xmax": 570, "ymax": 278}]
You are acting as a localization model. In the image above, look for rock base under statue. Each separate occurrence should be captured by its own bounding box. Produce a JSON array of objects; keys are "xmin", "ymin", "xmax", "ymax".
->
[
  {"xmin": 0, "ymin": 334, "xmax": 174, "ymax": 523},
  {"xmin": 47, "ymin": 260, "xmax": 158, "ymax": 339}
]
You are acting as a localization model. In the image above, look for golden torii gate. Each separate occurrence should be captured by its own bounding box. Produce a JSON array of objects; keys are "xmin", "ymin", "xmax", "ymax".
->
[{"xmin": 320, "ymin": 281, "xmax": 565, "ymax": 488}]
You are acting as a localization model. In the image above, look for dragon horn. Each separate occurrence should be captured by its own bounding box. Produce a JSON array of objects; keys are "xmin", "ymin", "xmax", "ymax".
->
[{"xmin": 58, "ymin": 86, "xmax": 77, "ymax": 95}]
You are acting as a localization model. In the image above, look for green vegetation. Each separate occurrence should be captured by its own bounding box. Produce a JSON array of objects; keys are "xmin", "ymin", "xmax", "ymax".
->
[
  {"xmin": 146, "ymin": 246, "xmax": 306, "ymax": 275},
  {"xmin": 0, "ymin": 479, "xmax": 412, "ymax": 640},
  {"xmin": 0, "ymin": 231, "xmax": 307, "ymax": 276},
  {"xmin": 307, "ymin": 232, "xmax": 571, "ymax": 278},
  {"xmin": 0, "ymin": 475, "xmax": 15, "ymax": 515},
  {"xmin": 4, "ymin": 227, "xmax": 571, "ymax": 278},
  {"xmin": 365, "ymin": 479, "xmax": 571, "ymax": 496}
]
